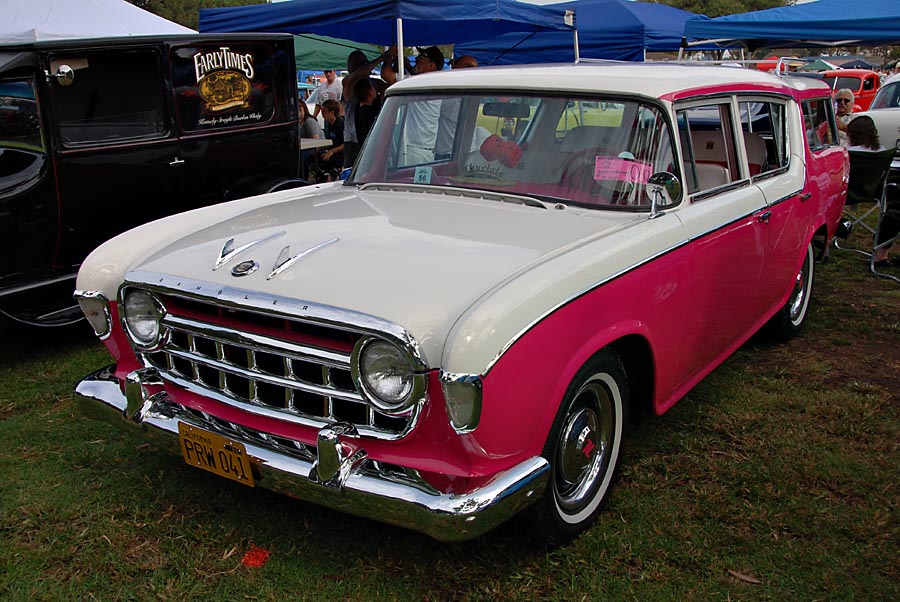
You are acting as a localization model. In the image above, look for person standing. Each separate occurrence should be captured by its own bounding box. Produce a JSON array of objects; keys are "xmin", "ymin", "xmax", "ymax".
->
[
  {"xmin": 341, "ymin": 47, "xmax": 395, "ymax": 169},
  {"xmin": 311, "ymin": 69, "xmax": 343, "ymax": 119}
]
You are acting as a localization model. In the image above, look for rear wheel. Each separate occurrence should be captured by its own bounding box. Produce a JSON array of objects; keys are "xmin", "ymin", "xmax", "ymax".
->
[
  {"xmin": 766, "ymin": 241, "xmax": 814, "ymax": 342},
  {"xmin": 527, "ymin": 349, "xmax": 629, "ymax": 546}
]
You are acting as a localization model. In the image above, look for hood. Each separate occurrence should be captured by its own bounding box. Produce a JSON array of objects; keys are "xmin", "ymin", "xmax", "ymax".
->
[{"xmin": 132, "ymin": 185, "xmax": 637, "ymax": 366}]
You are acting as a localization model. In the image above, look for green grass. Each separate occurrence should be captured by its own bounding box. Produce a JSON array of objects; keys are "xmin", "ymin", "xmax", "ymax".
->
[{"xmin": 1, "ymin": 248, "xmax": 898, "ymax": 601}]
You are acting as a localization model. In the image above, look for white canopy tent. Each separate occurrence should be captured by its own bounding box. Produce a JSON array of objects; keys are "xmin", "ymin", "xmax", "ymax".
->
[{"xmin": 2, "ymin": 0, "xmax": 195, "ymax": 45}]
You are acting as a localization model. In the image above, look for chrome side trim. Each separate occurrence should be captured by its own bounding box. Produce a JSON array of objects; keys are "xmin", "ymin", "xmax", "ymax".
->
[
  {"xmin": 75, "ymin": 366, "xmax": 549, "ymax": 542},
  {"xmin": 483, "ymin": 238, "xmax": 689, "ymax": 375}
]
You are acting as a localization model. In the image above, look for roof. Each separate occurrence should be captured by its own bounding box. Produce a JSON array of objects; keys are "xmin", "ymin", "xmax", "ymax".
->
[{"xmin": 387, "ymin": 62, "xmax": 832, "ymax": 100}]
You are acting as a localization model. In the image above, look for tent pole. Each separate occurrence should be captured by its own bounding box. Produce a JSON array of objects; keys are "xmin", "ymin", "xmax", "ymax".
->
[{"xmin": 396, "ymin": 17, "xmax": 405, "ymax": 80}]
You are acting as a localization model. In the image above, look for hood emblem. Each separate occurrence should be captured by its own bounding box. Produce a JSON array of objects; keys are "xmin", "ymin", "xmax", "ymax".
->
[{"xmin": 231, "ymin": 260, "xmax": 259, "ymax": 277}]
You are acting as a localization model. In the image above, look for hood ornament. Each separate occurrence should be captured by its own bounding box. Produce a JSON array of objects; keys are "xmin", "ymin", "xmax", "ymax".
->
[
  {"xmin": 231, "ymin": 260, "xmax": 259, "ymax": 277},
  {"xmin": 213, "ymin": 230, "xmax": 285, "ymax": 271},
  {"xmin": 268, "ymin": 238, "xmax": 340, "ymax": 280}
]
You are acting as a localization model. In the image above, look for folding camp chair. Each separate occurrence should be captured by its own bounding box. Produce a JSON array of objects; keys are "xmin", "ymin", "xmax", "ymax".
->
[
  {"xmin": 871, "ymin": 181, "xmax": 900, "ymax": 283},
  {"xmin": 833, "ymin": 142, "xmax": 898, "ymax": 263}
]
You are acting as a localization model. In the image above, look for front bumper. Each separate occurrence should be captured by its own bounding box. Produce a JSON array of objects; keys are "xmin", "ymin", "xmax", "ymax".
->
[{"xmin": 74, "ymin": 365, "xmax": 549, "ymax": 542}]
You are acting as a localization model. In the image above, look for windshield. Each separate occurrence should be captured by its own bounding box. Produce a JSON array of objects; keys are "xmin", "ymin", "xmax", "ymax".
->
[{"xmin": 349, "ymin": 93, "xmax": 678, "ymax": 210}]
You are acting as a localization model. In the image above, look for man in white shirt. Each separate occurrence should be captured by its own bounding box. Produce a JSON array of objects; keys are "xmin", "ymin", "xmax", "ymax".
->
[{"xmin": 312, "ymin": 69, "xmax": 343, "ymax": 119}]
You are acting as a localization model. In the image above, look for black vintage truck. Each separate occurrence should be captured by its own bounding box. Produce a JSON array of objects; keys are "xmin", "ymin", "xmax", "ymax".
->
[{"xmin": 0, "ymin": 34, "xmax": 301, "ymax": 325}]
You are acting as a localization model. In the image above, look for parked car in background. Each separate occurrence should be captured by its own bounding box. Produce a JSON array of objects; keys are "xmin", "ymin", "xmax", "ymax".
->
[
  {"xmin": 862, "ymin": 72, "xmax": 900, "ymax": 153},
  {"xmin": 822, "ymin": 68, "xmax": 881, "ymax": 111},
  {"xmin": 0, "ymin": 34, "xmax": 301, "ymax": 326},
  {"xmin": 74, "ymin": 63, "xmax": 847, "ymax": 544}
]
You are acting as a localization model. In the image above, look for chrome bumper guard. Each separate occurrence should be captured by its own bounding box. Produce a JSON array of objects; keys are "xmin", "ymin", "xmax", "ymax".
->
[{"xmin": 75, "ymin": 365, "xmax": 550, "ymax": 542}]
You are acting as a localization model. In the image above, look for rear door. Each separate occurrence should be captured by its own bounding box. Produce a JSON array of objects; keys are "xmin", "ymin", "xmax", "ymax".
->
[{"xmin": 170, "ymin": 40, "xmax": 298, "ymax": 203}]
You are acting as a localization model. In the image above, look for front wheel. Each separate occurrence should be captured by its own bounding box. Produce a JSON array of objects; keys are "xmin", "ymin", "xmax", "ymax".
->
[
  {"xmin": 765, "ymin": 241, "xmax": 814, "ymax": 342},
  {"xmin": 526, "ymin": 349, "xmax": 629, "ymax": 546}
]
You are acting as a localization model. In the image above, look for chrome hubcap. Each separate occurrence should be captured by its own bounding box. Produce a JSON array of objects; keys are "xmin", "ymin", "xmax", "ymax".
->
[
  {"xmin": 789, "ymin": 248, "xmax": 811, "ymax": 323},
  {"xmin": 555, "ymin": 381, "xmax": 613, "ymax": 512}
]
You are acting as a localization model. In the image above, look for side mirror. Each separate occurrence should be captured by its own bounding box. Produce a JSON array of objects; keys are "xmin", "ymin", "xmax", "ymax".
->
[
  {"xmin": 646, "ymin": 171, "xmax": 681, "ymax": 217},
  {"xmin": 51, "ymin": 64, "xmax": 75, "ymax": 86}
]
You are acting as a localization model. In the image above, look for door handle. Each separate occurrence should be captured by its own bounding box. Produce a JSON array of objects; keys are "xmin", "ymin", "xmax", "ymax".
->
[
  {"xmin": 169, "ymin": 157, "xmax": 185, "ymax": 167},
  {"xmin": 801, "ymin": 192, "xmax": 812, "ymax": 201},
  {"xmin": 756, "ymin": 210, "xmax": 772, "ymax": 224}
]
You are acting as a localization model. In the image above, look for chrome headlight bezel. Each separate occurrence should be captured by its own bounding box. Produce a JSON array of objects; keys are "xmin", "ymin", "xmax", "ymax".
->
[
  {"xmin": 351, "ymin": 337, "xmax": 426, "ymax": 415},
  {"xmin": 120, "ymin": 287, "xmax": 167, "ymax": 350},
  {"xmin": 74, "ymin": 290, "xmax": 112, "ymax": 339}
]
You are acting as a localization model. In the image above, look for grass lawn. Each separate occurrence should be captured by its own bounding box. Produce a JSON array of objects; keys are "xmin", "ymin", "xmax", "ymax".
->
[{"xmin": 0, "ymin": 249, "xmax": 898, "ymax": 601}]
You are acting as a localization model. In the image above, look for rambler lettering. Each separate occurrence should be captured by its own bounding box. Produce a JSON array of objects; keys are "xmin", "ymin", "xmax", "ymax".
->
[{"xmin": 193, "ymin": 47, "xmax": 255, "ymax": 82}]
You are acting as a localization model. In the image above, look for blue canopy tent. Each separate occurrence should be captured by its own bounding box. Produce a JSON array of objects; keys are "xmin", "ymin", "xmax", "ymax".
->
[
  {"xmin": 199, "ymin": 0, "xmax": 575, "ymax": 77},
  {"xmin": 683, "ymin": 0, "xmax": 900, "ymax": 51},
  {"xmin": 455, "ymin": 0, "xmax": 708, "ymax": 65}
]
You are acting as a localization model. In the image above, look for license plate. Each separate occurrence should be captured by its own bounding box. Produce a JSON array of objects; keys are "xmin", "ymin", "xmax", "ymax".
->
[{"xmin": 178, "ymin": 423, "xmax": 255, "ymax": 487}]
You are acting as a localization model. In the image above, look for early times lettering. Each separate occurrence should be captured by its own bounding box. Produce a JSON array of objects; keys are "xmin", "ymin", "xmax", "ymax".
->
[{"xmin": 193, "ymin": 46, "xmax": 255, "ymax": 82}]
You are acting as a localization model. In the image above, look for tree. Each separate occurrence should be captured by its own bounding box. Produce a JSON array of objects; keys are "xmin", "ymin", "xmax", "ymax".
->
[
  {"xmin": 126, "ymin": 0, "xmax": 265, "ymax": 30},
  {"xmin": 660, "ymin": 0, "xmax": 788, "ymax": 19}
]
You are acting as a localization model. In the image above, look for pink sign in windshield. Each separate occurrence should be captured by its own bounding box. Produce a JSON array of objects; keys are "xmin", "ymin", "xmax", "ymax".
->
[{"xmin": 594, "ymin": 157, "xmax": 653, "ymax": 183}]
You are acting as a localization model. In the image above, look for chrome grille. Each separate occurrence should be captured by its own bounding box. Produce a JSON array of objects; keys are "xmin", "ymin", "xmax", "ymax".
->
[{"xmin": 144, "ymin": 311, "xmax": 411, "ymax": 437}]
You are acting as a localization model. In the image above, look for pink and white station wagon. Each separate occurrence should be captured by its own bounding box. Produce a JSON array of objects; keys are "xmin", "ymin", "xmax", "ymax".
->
[{"xmin": 74, "ymin": 63, "xmax": 847, "ymax": 543}]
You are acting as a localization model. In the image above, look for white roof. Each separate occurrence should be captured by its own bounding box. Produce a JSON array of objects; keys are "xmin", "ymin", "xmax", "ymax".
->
[
  {"xmin": 2, "ymin": 0, "xmax": 195, "ymax": 45},
  {"xmin": 390, "ymin": 62, "xmax": 831, "ymax": 99}
]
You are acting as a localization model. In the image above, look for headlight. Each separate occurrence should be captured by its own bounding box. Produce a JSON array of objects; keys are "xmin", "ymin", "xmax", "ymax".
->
[
  {"xmin": 356, "ymin": 340, "xmax": 414, "ymax": 411},
  {"xmin": 122, "ymin": 289, "xmax": 165, "ymax": 347},
  {"xmin": 74, "ymin": 290, "xmax": 111, "ymax": 338}
]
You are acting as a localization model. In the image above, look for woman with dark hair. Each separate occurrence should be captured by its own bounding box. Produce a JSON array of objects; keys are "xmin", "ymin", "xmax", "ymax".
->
[{"xmin": 846, "ymin": 115, "xmax": 884, "ymax": 151}]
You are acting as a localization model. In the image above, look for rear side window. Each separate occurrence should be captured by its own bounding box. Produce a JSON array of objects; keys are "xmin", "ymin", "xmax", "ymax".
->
[
  {"xmin": 48, "ymin": 51, "xmax": 168, "ymax": 146},
  {"xmin": 737, "ymin": 100, "xmax": 789, "ymax": 177},
  {"xmin": 172, "ymin": 43, "xmax": 276, "ymax": 133},
  {"xmin": 802, "ymin": 99, "xmax": 836, "ymax": 150},
  {"xmin": 871, "ymin": 82, "xmax": 900, "ymax": 109}
]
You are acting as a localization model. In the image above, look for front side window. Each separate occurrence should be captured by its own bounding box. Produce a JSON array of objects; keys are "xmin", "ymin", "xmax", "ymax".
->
[
  {"xmin": 48, "ymin": 51, "xmax": 167, "ymax": 146},
  {"xmin": 0, "ymin": 78, "xmax": 44, "ymax": 186},
  {"xmin": 802, "ymin": 98, "xmax": 836, "ymax": 150},
  {"xmin": 352, "ymin": 93, "xmax": 678, "ymax": 210}
]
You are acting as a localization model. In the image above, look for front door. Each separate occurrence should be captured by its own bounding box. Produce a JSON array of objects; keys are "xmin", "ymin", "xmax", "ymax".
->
[{"xmin": 45, "ymin": 47, "xmax": 181, "ymax": 269}]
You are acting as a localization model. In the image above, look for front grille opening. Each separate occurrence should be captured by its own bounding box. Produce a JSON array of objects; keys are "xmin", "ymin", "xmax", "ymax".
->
[
  {"xmin": 292, "ymin": 389, "xmax": 328, "ymax": 417},
  {"xmin": 197, "ymin": 364, "xmax": 220, "ymax": 387},
  {"xmin": 223, "ymin": 344, "xmax": 251, "ymax": 369},
  {"xmin": 170, "ymin": 330, "xmax": 190, "ymax": 351},
  {"xmin": 374, "ymin": 413, "xmax": 408, "ymax": 432},
  {"xmin": 172, "ymin": 356, "xmax": 193, "ymax": 379},
  {"xmin": 256, "ymin": 381, "xmax": 287, "ymax": 408},
  {"xmin": 255, "ymin": 351, "xmax": 285, "ymax": 377},
  {"xmin": 291, "ymin": 360, "xmax": 325, "ymax": 386},
  {"xmin": 193, "ymin": 336, "xmax": 217, "ymax": 359},
  {"xmin": 332, "ymin": 397, "xmax": 368, "ymax": 425},
  {"xmin": 329, "ymin": 368, "xmax": 354, "ymax": 391},
  {"xmin": 226, "ymin": 374, "xmax": 251, "ymax": 400}
]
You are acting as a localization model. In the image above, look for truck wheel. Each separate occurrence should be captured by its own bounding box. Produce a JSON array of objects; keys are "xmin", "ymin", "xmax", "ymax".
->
[{"xmin": 527, "ymin": 349, "xmax": 629, "ymax": 546}]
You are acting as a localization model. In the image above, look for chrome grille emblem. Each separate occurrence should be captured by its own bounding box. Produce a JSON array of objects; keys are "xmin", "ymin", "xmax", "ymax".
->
[{"xmin": 231, "ymin": 260, "xmax": 259, "ymax": 277}]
